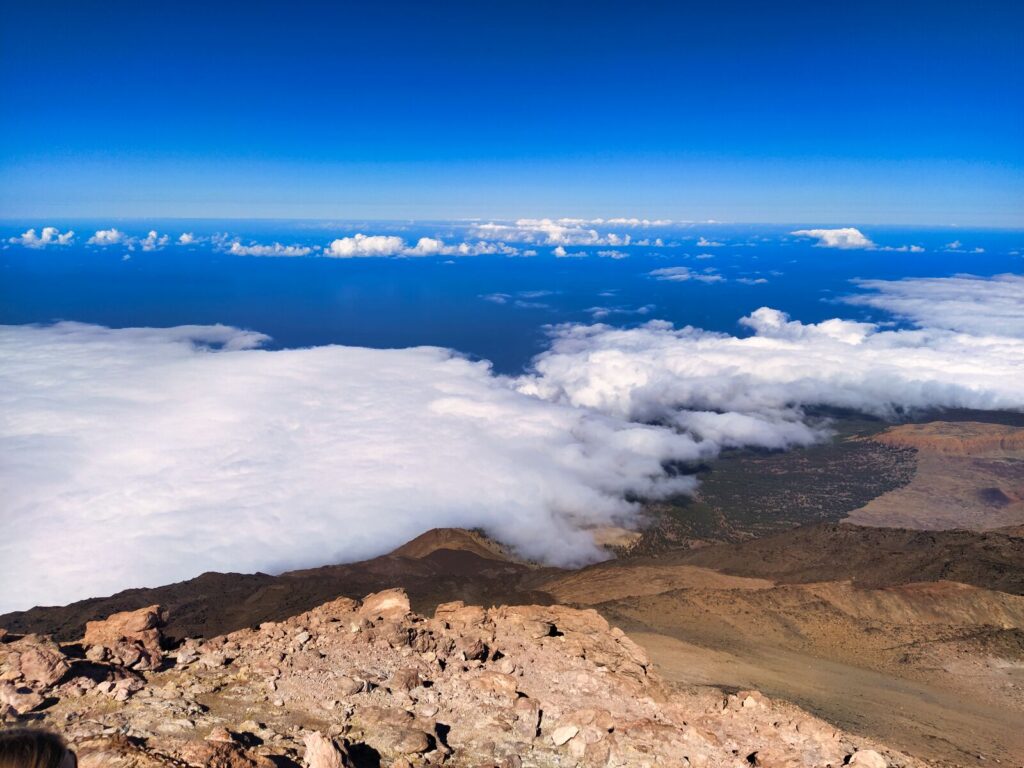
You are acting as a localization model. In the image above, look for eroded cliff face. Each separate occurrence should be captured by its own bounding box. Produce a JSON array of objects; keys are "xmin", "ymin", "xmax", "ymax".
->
[
  {"xmin": 0, "ymin": 590, "xmax": 911, "ymax": 768},
  {"xmin": 870, "ymin": 422, "xmax": 1024, "ymax": 457}
]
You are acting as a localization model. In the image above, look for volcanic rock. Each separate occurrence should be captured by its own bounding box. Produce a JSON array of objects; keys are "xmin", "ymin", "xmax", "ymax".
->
[
  {"xmin": 83, "ymin": 605, "xmax": 165, "ymax": 670},
  {"xmin": 0, "ymin": 587, "xmax": 917, "ymax": 768}
]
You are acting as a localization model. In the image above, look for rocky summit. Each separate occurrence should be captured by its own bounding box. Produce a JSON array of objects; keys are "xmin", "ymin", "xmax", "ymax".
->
[{"xmin": 0, "ymin": 589, "xmax": 913, "ymax": 768}]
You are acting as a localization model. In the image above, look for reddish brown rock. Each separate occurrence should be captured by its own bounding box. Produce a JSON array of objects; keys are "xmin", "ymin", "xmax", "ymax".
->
[
  {"xmin": 358, "ymin": 589, "xmax": 410, "ymax": 621},
  {"xmin": 303, "ymin": 731, "xmax": 350, "ymax": 768},
  {"xmin": 16, "ymin": 638, "xmax": 70, "ymax": 692},
  {"xmin": 0, "ymin": 681, "xmax": 46, "ymax": 713},
  {"xmin": 83, "ymin": 605, "xmax": 165, "ymax": 670},
  {"xmin": 177, "ymin": 740, "xmax": 276, "ymax": 768}
]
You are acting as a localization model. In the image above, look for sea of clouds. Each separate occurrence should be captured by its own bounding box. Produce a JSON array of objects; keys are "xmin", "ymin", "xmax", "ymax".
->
[{"xmin": 1, "ymin": 273, "xmax": 1022, "ymax": 612}]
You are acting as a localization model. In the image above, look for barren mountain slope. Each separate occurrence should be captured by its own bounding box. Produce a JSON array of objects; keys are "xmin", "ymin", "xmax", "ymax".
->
[
  {"xmin": 846, "ymin": 421, "xmax": 1024, "ymax": 530},
  {"xmin": 537, "ymin": 525, "xmax": 1024, "ymax": 766},
  {"xmin": 0, "ymin": 532, "xmax": 560, "ymax": 642},
  {"xmin": 0, "ymin": 591, "xmax": 918, "ymax": 768},
  {"xmin": 674, "ymin": 522, "xmax": 1024, "ymax": 593}
]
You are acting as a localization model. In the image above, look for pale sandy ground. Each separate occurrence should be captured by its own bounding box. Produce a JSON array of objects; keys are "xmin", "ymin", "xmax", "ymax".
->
[
  {"xmin": 846, "ymin": 422, "xmax": 1024, "ymax": 531},
  {"xmin": 631, "ymin": 630, "xmax": 1024, "ymax": 767}
]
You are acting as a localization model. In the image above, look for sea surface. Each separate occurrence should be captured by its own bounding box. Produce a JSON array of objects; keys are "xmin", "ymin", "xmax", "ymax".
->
[{"xmin": 2, "ymin": 220, "xmax": 1021, "ymax": 373}]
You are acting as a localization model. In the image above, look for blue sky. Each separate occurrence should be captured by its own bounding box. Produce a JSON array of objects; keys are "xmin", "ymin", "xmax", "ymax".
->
[{"xmin": 2, "ymin": 0, "xmax": 1022, "ymax": 224}]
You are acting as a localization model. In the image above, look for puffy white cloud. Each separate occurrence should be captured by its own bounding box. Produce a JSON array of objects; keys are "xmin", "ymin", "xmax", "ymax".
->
[
  {"xmin": 649, "ymin": 266, "xmax": 725, "ymax": 283},
  {"xmin": 845, "ymin": 273, "xmax": 1024, "ymax": 337},
  {"xmin": 736, "ymin": 277, "xmax": 769, "ymax": 285},
  {"xmin": 472, "ymin": 219, "xmax": 630, "ymax": 247},
  {"xmin": 597, "ymin": 250, "xmax": 629, "ymax": 259},
  {"xmin": 696, "ymin": 236, "xmax": 724, "ymax": 247},
  {"xmin": 552, "ymin": 245, "xmax": 586, "ymax": 258},
  {"xmin": 597, "ymin": 218, "xmax": 672, "ymax": 227},
  {"xmin": 7, "ymin": 227, "xmax": 75, "ymax": 248},
  {"xmin": 405, "ymin": 236, "xmax": 445, "ymax": 256},
  {"xmin": 140, "ymin": 231, "xmax": 170, "ymax": 252},
  {"xmin": 791, "ymin": 227, "xmax": 874, "ymax": 249},
  {"xmin": 88, "ymin": 228, "xmax": 128, "ymax": 246},
  {"xmin": 0, "ymin": 322, "xmax": 702, "ymax": 611},
  {"xmin": 517, "ymin": 295, "xmax": 1024, "ymax": 441},
  {"xmin": 178, "ymin": 233, "xmax": 197, "ymax": 245},
  {"xmin": 325, "ymin": 233, "xmax": 406, "ymax": 258},
  {"xmin": 228, "ymin": 241, "xmax": 313, "ymax": 257},
  {"xmin": 323, "ymin": 234, "xmax": 516, "ymax": 259},
  {"xmin": 788, "ymin": 227, "xmax": 923, "ymax": 252},
  {"xmin": 405, "ymin": 237, "xmax": 518, "ymax": 257}
]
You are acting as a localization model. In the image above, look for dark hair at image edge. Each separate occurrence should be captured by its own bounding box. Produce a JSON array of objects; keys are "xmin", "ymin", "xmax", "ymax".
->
[{"xmin": 0, "ymin": 729, "xmax": 74, "ymax": 768}]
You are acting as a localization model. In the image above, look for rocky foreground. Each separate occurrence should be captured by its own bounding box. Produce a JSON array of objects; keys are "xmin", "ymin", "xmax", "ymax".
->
[{"xmin": 0, "ymin": 589, "xmax": 912, "ymax": 768}]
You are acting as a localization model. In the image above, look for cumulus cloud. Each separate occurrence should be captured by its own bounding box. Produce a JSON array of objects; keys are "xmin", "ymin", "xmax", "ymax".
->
[
  {"xmin": 0, "ymin": 323, "xmax": 701, "ymax": 611},
  {"xmin": 597, "ymin": 250, "xmax": 629, "ymax": 259},
  {"xmin": 553, "ymin": 245, "xmax": 586, "ymax": 258},
  {"xmin": 649, "ymin": 266, "xmax": 725, "ymax": 283},
  {"xmin": 324, "ymin": 234, "xmax": 406, "ymax": 258},
  {"xmin": 178, "ymin": 233, "xmax": 197, "ymax": 245},
  {"xmin": 518, "ymin": 298, "xmax": 1024, "ymax": 451},
  {"xmin": 228, "ymin": 241, "xmax": 313, "ymax": 257},
  {"xmin": 140, "ymin": 231, "xmax": 170, "ymax": 252},
  {"xmin": 737, "ymin": 277, "xmax": 769, "ymax": 285},
  {"xmin": 696, "ymin": 237, "xmax": 724, "ymax": 247},
  {"xmin": 88, "ymin": 228, "xmax": 128, "ymax": 246},
  {"xmin": 7, "ymin": 227, "xmax": 74, "ymax": 248},
  {"xmin": 405, "ymin": 237, "xmax": 518, "ymax": 257},
  {"xmin": 791, "ymin": 227, "xmax": 875, "ymax": 249},
  {"xmin": 471, "ymin": 219, "xmax": 630, "ymax": 247},
  {"xmin": 322, "ymin": 234, "xmax": 517, "ymax": 259},
  {"xmin": 791, "ymin": 227, "xmax": 925, "ymax": 252}
]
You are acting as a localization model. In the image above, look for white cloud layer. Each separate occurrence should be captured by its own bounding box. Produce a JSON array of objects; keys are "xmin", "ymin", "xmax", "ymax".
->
[
  {"xmin": 229, "ymin": 241, "xmax": 313, "ymax": 257},
  {"xmin": 0, "ymin": 324, "xmax": 700, "ymax": 612},
  {"xmin": 325, "ymin": 234, "xmax": 406, "ymax": 257},
  {"xmin": 88, "ymin": 228, "xmax": 128, "ymax": 246},
  {"xmin": 322, "ymin": 234, "xmax": 517, "ymax": 258},
  {"xmin": 791, "ymin": 227, "xmax": 875, "ymax": 249},
  {"xmin": 649, "ymin": 266, "xmax": 724, "ymax": 283},
  {"xmin": 790, "ymin": 227, "xmax": 924, "ymax": 253},
  {"xmin": 845, "ymin": 273, "xmax": 1024, "ymax": 337},
  {"xmin": 471, "ymin": 219, "xmax": 631, "ymax": 246},
  {"xmin": 7, "ymin": 227, "xmax": 74, "ymax": 248},
  {"xmin": 2, "ymin": 274, "xmax": 1022, "ymax": 612},
  {"xmin": 140, "ymin": 231, "xmax": 170, "ymax": 252}
]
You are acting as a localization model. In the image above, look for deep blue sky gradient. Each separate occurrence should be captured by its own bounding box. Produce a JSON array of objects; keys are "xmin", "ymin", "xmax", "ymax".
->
[{"xmin": 2, "ymin": 1, "xmax": 1022, "ymax": 223}]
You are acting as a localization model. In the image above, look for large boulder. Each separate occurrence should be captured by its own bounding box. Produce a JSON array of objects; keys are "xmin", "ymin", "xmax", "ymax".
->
[
  {"xmin": 303, "ymin": 731, "xmax": 350, "ymax": 768},
  {"xmin": 358, "ymin": 589, "xmax": 410, "ymax": 621},
  {"xmin": 0, "ymin": 681, "xmax": 46, "ymax": 713},
  {"xmin": 16, "ymin": 635, "xmax": 71, "ymax": 688},
  {"xmin": 83, "ymin": 605, "xmax": 165, "ymax": 670}
]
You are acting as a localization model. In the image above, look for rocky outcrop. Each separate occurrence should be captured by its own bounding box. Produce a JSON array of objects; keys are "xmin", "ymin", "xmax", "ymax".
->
[
  {"xmin": 0, "ymin": 589, "xmax": 918, "ymax": 767},
  {"xmin": 82, "ymin": 605, "xmax": 165, "ymax": 670},
  {"xmin": 872, "ymin": 421, "xmax": 1024, "ymax": 457}
]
